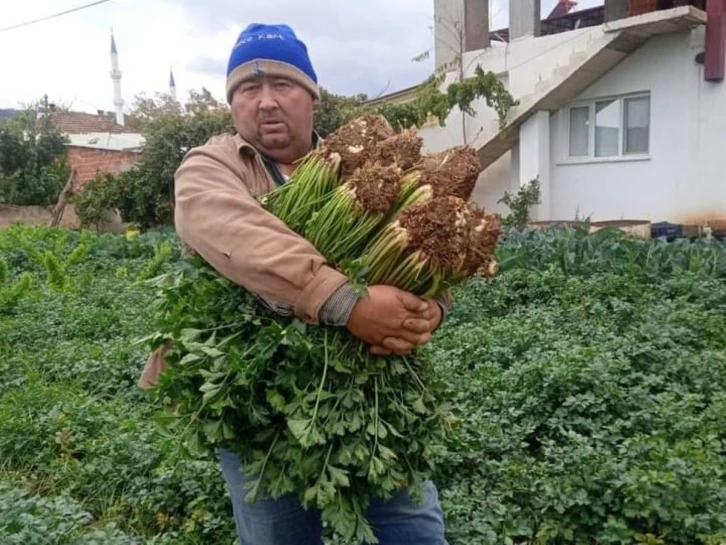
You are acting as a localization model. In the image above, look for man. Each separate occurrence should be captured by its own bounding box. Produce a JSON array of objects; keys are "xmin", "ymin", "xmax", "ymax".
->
[{"xmin": 141, "ymin": 23, "xmax": 450, "ymax": 545}]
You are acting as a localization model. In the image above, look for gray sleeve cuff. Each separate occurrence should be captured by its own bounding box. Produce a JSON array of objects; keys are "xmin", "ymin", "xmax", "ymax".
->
[
  {"xmin": 319, "ymin": 282, "xmax": 360, "ymax": 326},
  {"xmin": 433, "ymin": 293, "xmax": 450, "ymax": 329}
]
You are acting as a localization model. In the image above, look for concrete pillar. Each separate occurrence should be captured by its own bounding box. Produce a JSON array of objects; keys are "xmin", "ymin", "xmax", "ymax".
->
[
  {"xmin": 510, "ymin": 144, "xmax": 521, "ymax": 193},
  {"xmin": 509, "ymin": 0, "xmax": 541, "ymax": 41},
  {"xmin": 518, "ymin": 111, "xmax": 551, "ymax": 221},
  {"xmin": 434, "ymin": 0, "xmax": 490, "ymax": 72},
  {"xmin": 604, "ymin": 0, "xmax": 629, "ymax": 22},
  {"xmin": 465, "ymin": 0, "xmax": 491, "ymax": 52}
]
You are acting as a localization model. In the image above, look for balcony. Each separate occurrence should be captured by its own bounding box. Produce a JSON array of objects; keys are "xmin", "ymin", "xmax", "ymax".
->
[{"xmin": 490, "ymin": 0, "xmax": 706, "ymax": 43}]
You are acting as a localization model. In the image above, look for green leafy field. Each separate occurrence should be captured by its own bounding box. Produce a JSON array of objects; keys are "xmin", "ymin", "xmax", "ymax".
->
[{"xmin": 1, "ymin": 225, "xmax": 725, "ymax": 544}]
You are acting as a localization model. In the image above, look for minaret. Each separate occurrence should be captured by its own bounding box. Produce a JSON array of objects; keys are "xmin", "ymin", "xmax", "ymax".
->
[
  {"xmin": 169, "ymin": 67, "xmax": 177, "ymax": 101},
  {"xmin": 110, "ymin": 29, "xmax": 124, "ymax": 126}
]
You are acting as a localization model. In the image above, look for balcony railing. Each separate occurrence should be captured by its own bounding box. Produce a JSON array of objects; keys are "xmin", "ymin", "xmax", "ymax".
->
[
  {"xmin": 490, "ymin": 1, "xmax": 706, "ymax": 43},
  {"xmin": 490, "ymin": 6, "xmax": 606, "ymax": 43}
]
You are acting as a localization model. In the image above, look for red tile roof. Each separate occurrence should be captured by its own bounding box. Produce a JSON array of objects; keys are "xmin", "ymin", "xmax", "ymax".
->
[{"xmin": 51, "ymin": 111, "xmax": 137, "ymax": 134}]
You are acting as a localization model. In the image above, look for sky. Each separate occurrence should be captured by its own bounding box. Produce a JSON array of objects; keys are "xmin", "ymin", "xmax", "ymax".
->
[{"xmin": 0, "ymin": 0, "xmax": 601, "ymax": 114}]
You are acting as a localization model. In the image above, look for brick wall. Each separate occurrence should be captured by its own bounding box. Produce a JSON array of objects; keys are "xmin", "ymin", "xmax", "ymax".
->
[
  {"xmin": 67, "ymin": 146, "xmax": 140, "ymax": 190},
  {"xmin": 629, "ymin": 0, "xmax": 658, "ymax": 16}
]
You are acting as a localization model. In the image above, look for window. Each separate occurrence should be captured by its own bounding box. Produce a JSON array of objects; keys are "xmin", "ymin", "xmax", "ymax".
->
[
  {"xmin": 595, "ymin": 100, "xmax": 619, "ymax": 157},
  {"xmin": 566, "ymin": 93, "xmax": 650, "ymax": 160},
  {"xmin": 568, "ymin": 106, "xmax": 589, "ymax": 157},
  {"xmin": 624, "ymin": 96, "xmax": 650, "ymax": 154}
]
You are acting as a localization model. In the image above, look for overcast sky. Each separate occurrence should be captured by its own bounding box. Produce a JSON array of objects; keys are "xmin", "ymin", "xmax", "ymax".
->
[{"xmin": 0, "ymin": 0, "xmax": 601, "ymax": 114}]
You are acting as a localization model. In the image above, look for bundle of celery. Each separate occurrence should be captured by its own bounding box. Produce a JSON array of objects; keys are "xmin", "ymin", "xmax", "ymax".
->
[{"xmin": 149, "ymin": 115, "xmax": 500, "ymax": 543}]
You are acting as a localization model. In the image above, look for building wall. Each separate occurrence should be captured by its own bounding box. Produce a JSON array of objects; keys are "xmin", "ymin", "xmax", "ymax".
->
[
  {"xmin": 67, "ymin": 146, "xmax": 139, "ymax": 189},
  {"xmin": 418, "ymin": 22, "xmax": 615, "ymax": 209},
  {"xmin": 421, "ymin": 24, "xmax": 612, "ymax": 154},
  {"xmin": 470, "ymin": 152, "xmax": 516, "ymax": 215},
  {"xmin": 549, "ymin": 27, "xmax": 726, "ymax": 228}
]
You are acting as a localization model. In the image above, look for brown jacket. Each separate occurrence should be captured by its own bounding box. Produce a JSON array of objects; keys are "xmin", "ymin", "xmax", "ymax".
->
[
  {"xmin": 138, "ymin": 133, "xmax": 349, "ymax": 388},
  {"xmin": 173, "ymin": 133, "xmax": 350, "ymax": 321}
]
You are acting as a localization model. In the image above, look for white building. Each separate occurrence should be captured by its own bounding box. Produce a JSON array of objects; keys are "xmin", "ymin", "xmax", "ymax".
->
[{"xmin": 415, "ymin": 0, "xmax": 724, "ymax": 232}]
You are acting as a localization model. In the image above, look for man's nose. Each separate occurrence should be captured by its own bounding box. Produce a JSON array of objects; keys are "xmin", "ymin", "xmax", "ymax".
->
[{"xmin": 258, "ymin": 85, "xmax": 278, "ymax": 110}]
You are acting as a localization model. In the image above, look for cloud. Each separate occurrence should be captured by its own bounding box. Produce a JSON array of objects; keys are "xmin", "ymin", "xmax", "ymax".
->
[
  {"xmin": 186, "ymin": 55, "xmax": 227, "ymax": 77},
  {"xmin": 175, "ymin": 0, "xmax": 596, "ymax": 97},
  {"xmin": 0, "ymin": 0, "xmax": 606, "ymax": 111},
  {"xmin": 175, "ymin": 0, "xmax": 437, "ymax": 97}
]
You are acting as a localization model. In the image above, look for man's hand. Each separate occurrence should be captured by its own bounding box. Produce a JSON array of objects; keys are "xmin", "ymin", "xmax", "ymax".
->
[
  {"xmin": 370, "ymin": 301, "xmax": 442, "ymax": 356},
  {"xmin": 346, "ymin": 285, "xmax": 442, "ymax": 356}
]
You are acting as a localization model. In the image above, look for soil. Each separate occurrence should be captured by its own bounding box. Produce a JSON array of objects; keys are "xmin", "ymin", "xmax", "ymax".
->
[
  {"xmin": 349, "ymin": 164, "xmax": 402, "ymax": 215},
  {"xmin": 462, "ymin": 206, "xmax": 501, "ymax": 277},
  {"xmin": 373, "ymin": 130, "xmax": 423, "ymax": 170},
  {"xmin": 398, "ymin": 196, "xmax": 468, "ymax": 270},
  {"xmin": 320, "ymin": 115, "xmax": 395, "ymax": 178},
  {"xmin": 415, "ymin": 146, "xmax": 481, "ymax": 200}
]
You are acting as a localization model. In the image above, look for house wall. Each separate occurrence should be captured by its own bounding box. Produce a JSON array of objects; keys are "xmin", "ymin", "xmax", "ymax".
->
[
  {"xmin": 419, "ymin": 24, "xmax": 612, "ymax": 153},
  {"xmin": 67, "ymin": 146, "xmax": 139, "ymax": 190},
  {"xmin": 417, "ymin": 23, "xmax": 615, "ymax": 209},
  {"xmin": 470, "ymin": 152, "xmax": 516, "ymax": 215},
  {"xmin": 549, "ymin": 27, "xmax": 726, "ymax": 228}
]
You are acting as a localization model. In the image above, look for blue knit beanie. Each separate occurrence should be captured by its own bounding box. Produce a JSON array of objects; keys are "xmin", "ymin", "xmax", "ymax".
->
[{"xmin": 226, "ymin": 23, "xmax": 319, "ymax": 103}]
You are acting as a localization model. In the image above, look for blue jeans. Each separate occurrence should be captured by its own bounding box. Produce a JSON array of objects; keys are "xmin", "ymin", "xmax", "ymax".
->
[{"xmin": 219, "ymin": 449, "xmax": 449, "ymax": 545}]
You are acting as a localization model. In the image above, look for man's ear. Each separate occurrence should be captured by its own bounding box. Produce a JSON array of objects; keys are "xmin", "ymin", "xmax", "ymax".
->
[{"xmin": 312, "ymin": 97, "xmax": 320, "ymax": 112}]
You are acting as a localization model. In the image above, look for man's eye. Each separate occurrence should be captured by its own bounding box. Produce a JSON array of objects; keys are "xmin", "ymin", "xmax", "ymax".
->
[
  {"xmin": 274, "ymin": 81, "xmax": 291, "ymax": 90},
  {"xmin": 241, "ymin": 85, "xmax": 260, "ymax": 95}
]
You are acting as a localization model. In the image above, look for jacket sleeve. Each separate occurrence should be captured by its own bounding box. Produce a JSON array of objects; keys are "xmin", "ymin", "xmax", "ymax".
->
[{"xmin": 173, "ymin": 145, "xmax": 349, "ymax": 324}]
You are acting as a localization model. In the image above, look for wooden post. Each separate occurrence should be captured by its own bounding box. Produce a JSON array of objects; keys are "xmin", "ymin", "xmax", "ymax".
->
[
  {"xmin": 705, "ymin": 0, "xmax": 726, "ymax": 82},
  {"xmin": 49, "ymin": 169, "xmax": 75, "ymax": 228}
]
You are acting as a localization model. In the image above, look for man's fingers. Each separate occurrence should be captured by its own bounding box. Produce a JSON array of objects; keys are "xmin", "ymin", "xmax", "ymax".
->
[
  {"xmin": 369, "ymin": 345, "xmax": 393, "ymax": 356},
  {"xmin": 390, "ymin": 327, "xmax": 432, "ymax": 345},
  {"xmin": 402, "ymin": 318, "xmax": 435, "ymax": 334},
  {"xmin": 382, "ymin": 332, "xmax": 431, "ymax": 353},
  {"xmin": 421, "ymin": 300, "xmax": 440, "ymax": 319},
  {"xmin": 381, "ymin": 337, "xmax": 416, "ymax": 355},
  {"xmin": 398, "ymin": 291, "xmax": 429, "ymax": 313},
  {"xmin": 409, "ymin": 306, "xmax": 437, "ymax": 321}
]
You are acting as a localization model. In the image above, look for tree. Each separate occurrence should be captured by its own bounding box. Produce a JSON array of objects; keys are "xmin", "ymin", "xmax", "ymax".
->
[
  {"xmin": 0, "ymin": 96, "xmax": 70, "ymax": 206},
  {"xmin": 76, "ymin": 90, "xmax": 234, "ymax": 228},
  {"xmin": 314, "ymin": 88, "xmax": 368, "ymax": 137},
  {"xmin": 126, "ymin": 88, "xmax": 230, "ymax": 132},
  {"xmin": 125, "ymin": 92, "xmax": 183, "ymax": 132},
  {"xmin": 184, "ymin": 88, "xmax": 228, "ymax": 116}
]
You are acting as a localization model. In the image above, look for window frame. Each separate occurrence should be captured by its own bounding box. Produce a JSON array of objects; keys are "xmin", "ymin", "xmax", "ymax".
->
[{"xmin": 562, "ymin": 92, "xmax": 651, "ymax": 164}]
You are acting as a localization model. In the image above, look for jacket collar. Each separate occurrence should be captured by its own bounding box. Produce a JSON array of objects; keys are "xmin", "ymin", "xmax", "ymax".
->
[
  {"xmin": 233, "ymin": 132, "xmax": 321, "ymax": 157},
  {"xmin": 234, "ymin": 132, "xmax": 321, "ymax": 187}
]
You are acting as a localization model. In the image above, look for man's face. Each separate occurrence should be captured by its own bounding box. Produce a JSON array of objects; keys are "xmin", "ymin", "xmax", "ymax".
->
[{"xmin": 231, "ymin": 76, "xmax": 315, "ymax": 163}]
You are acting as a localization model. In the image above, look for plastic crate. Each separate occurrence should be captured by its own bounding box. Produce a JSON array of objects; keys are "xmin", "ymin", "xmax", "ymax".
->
[{"xmin": 651, "ymin": 221, "xmax": 684, "ymax": 240}]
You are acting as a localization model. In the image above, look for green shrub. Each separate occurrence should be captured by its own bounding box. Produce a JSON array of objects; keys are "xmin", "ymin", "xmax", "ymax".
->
[
  {"xmin": 430, "ymin": 229, "xmax": 726, "ymax": 544},
  {"xmin": 73, "ymin": 173, "xmax": 121, "ymax": 229},
  {"xmin": 0, "ymin": 481, "xmax": 138, "ymax": 545},
  {"xmin": 2, "ymin": 224, "xmax": 725, "ymax": 544},
  {"xmin": 498, "ymin": 178, "xmax": 541, "ymax": 230},
  {"xmin": 114, "ymin": 111, "xmax": 233, "ymax": 227}
]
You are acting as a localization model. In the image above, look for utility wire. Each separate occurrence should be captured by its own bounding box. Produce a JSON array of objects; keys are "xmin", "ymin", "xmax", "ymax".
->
[{"xmin": 0, "ymin": 0, "xmax": 113, "ymax": 33}]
